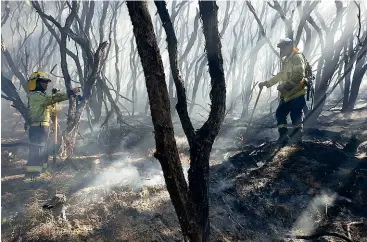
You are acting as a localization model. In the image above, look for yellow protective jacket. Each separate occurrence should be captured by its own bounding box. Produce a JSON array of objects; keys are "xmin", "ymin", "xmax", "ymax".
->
[
  {"xmin": 28, "ymin": 91, "xmax": 68, "ymax": 127},
  {"xmin": 264, "ymin": 50, "xmax": 307, "ymax": 102}
]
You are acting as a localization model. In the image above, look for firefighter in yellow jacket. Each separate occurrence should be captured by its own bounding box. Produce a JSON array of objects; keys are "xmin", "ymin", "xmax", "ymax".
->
[
  {"xmin": 26, "ymin": 72, "xmax": 80, "ymax": 178},
  {"xmin": 259, "ymin": 38, "xmax": 307, "ymax": 144}
]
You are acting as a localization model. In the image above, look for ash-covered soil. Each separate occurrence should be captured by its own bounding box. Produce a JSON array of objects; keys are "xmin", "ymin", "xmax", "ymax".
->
[
  {"xmin": 1, "ymin": 112, "xmax": 367, "ymax": 242},
  {"xmin": 209, "ymin": 140, "xmax": 367, "ymax": 241}
]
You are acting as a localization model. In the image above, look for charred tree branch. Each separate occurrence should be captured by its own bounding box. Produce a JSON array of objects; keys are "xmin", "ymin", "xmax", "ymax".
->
[
  {"xmin": 126, "ymin": 1, "xmax": 198, "ymax": 241},
  {"xmin": 246, "ymin": 1, "xmax": 279, "ymax": 57},
  {"xmin": 155, "ymin": 1, "xmax": 196, "ymax": 145}
]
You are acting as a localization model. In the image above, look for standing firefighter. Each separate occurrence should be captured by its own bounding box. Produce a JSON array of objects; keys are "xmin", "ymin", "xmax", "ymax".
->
[
  {"xmin": 26, "ymin": 72, "xmax": 80, "ymax": 178},
  {"xmin": 259, "ymin": 38, "xmax": 308, "ymax": 144}
]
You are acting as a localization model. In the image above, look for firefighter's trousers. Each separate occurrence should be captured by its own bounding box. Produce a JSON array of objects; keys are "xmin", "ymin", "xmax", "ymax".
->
[
  {"xmin": 26, "ymin": 126, "xmax": 50, "ymax": 175},
  {"xmin": 276, "ymin": 95, "xmax": 306, "ymax": 139}
]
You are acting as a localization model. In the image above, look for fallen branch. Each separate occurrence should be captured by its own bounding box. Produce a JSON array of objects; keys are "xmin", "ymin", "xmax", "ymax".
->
[{"xmin": 285, "ymin": 231, "xmax": 354, "ymax": 242}]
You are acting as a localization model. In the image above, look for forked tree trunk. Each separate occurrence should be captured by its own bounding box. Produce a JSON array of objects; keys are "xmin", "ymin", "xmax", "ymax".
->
[
  {"xmin": 126, "ymin": 2, "xmax": 199, "ymax": 240},
  {"xmin": 130, "ymin": 1, "xmax": 226, "ymax": 241},
  {"xmin": 59, "ymin": 42, "xmax": 108, "ymax": 160}
]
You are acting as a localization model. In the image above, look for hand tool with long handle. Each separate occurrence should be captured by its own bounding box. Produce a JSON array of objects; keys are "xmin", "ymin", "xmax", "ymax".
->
[
  {"xmin": 243, "ymin": 86, "xmax": 263, "ymax": 142},
  {"xmin": 53, "ymin": 103, "xmax": 58, "ymax": 164}
]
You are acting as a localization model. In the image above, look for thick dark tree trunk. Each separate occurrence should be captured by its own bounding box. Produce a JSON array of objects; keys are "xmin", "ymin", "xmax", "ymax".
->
[
  {"xmin": 190, "ymin": 2, "xmax": 226, "ymax": 240},
  {"xmin": 130, "ymin": 1, "xmax": 226, "ymax": 241},
  {"xmin": 156, "ymin": 1, "xmax": 226, "ymax": 241},
  {"xmin": 127, "ymin": 2, "xmax": 199, "ymax": 241}
]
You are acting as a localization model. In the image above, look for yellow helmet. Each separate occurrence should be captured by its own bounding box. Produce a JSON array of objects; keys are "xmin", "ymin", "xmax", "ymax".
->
[{"xmin": 28, "ymin": 72, "xmax": 51, "ymax": 91}]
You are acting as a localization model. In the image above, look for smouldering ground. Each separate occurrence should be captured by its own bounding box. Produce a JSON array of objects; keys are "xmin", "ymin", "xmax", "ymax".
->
[{"xmin": 1, "ymin": 109, "xmax": 367, "ymax": 241}]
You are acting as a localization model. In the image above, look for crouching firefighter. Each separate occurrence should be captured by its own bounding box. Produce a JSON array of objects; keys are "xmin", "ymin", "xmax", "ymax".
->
[
  {"xmin": 259, "ymin": 38, "xmax": 311, "ymax": 144},
  {"xmin": 26, "ymin": 72, "xmax": 80, "ymax": 178}
]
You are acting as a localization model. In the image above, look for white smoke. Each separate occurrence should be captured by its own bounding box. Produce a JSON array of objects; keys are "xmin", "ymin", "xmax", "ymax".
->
[
  {"xmin": 290, "ymin": 191, "xmax": 337, "ymax": 235},
  {"xmin": 89, "ymin": 157, "xmax": 166, "ymax": 191}
]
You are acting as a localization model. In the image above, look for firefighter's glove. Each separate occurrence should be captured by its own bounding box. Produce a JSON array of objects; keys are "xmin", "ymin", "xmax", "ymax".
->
[
  {"xmin": 277, "ymin": 82, "xmax": 294, "ymax": 93},
  {"xmin": 304, "ymin": 79, "xmax": 313, "ymax": 88},
  {"xmin": 76, "ymin": 95, "xmax": 83, "ymax": 102},
  {"xmin": 277, "ymin": 83, "xmax": 285, "ymax": 92},
  {"xmin": 67, "ymin": 87, "xmax": 81, "ymax": 97},
  {"xmin": 51, "ymin": 112, "xmax": 56, "ymax": 122},
  {"xmin": 259, "ymin": 82, "xmax": 266, "ymax": 89},
  {"xmin": 72, "ymin": 87, "xmax": 81, "ymax": 93},
  {"xmin": 42, "ymin": 204, "xmax": 54, "ymax": 209}
]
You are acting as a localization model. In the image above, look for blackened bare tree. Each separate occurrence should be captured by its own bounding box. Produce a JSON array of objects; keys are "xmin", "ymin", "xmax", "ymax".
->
[
  {"xmin": 1, "ymin": 74, "xmax": 28, "ymax": 121},
  {"xmin": 32, "ymin": 1, "xmax": 108, "ymax": 159},
  {"xmin": 128, "ymin": 1, "xmax": 226, "ymax": 241}
]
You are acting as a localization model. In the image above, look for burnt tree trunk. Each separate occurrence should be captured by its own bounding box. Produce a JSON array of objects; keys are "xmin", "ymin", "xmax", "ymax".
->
[
  {"xmin": 190, "ymin": 55, "xmax": 207, "ymax": 114},
  {"xmin": 89, "ymin": 85, "xmax": 103, "ymax": 124},
  {"xmin": 342, "ymin": 36, "xmax": 354, "ymax": 111},
  {"xmin": 241, "ymin": 2, "xmax": 279, "ymax": 119},
  {"xmin": 127, "ymin": 2, "xmax": 199, "ymax": 240},
  {"xmin": 307, "ymin": 2, "xmax": 346, "ymax": 124},
  {"xmin": 304, "ymin": 37, "xmax": 367, "ymax": 125},
  {"xmin": 156, "ymin": 1, "xmax": 226, "ymax": 241},
  {"xmin": 190, "ymin": 2, "xmax": 226, "ymax": 239},
  {"xmin": 341, "ymin": 5, "xmax": 358, "ymax": 112},
  {"xmin": 59, "ymin": 42, "xmax": 108, "ymax": 159},
  {"xmin": 32, "ymin": 1, "xmax": 108, "ymax": 159},
  {"xmin": 130, "ymin": 1, "xmax": 226, "ymax": 241},
  {"xmin": 98, "ymin": 75, "xmax": 128, "ymax": 128},
  {"xmin": 1, "ymin": 37, "xmax": 28, "ymax": 91},
  {"xmin": 1, "ymin": 74, "xmax": 28, "ymax": 122},
  {"xmin": 347, "ymin": 54, "xmax": 367, "ymax": 111}
]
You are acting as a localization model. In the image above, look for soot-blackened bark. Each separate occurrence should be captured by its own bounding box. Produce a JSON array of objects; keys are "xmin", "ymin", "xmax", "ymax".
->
[
  {"xmin": 189, "ymin": 1, "xmax": 226, "ymax": 241},
  {"xmin": 32, "ymin": 1, "xmax": 108, "ymax": 159},
  {"xmin": 126, "ymin": 2, "xmax": 199, "ymax": 241},
  {"xmin": 307, "ymin": 2, "xmax": 346, "ymax": 124},
  {"xmin": 155, "ymin": 1, "xmax": 195, "ymax": 142},
  {"xmin": 347, "ymin": 53, "xmax": 367, "ymax": 111},
  {"xmin": 1, "ymin": 74, "xmax": 28, "ymax": 121},
  {"xmin": 342, "ymin": 36, "xmax": 354, "ymax": 111},
  {"xmin": 132, "ymin": 1, "xmax": 226, "ymax": 240},
  {"xmin": 1, "ymin": 37, "xmax": 28, "ymax": 91}
]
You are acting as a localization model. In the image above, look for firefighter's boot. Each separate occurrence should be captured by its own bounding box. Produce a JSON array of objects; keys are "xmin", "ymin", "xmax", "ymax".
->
[
  {"xmin": 291, "ymin": 127, "xmax": 303, "ymax": 144},
  {"xmin": 277, "ymin": 127, "xmax": 289, "ymax": 145}
]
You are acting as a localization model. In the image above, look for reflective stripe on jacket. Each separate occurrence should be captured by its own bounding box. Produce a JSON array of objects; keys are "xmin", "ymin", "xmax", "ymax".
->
[
  {"xmin": 264, "ymin": 51, "xmax": 307, "ymax": 102},
  {"xmin": 28, "ymin": 91, "xmax": 68, "ymax": 126}
]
